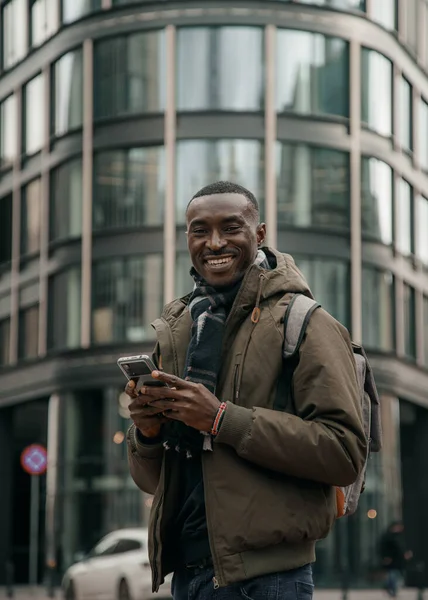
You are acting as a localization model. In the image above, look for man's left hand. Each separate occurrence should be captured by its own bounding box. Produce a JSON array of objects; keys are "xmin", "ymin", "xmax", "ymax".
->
[{"xmin": 139, "ymin": 371, "xmax": 221, "ymax": 432}]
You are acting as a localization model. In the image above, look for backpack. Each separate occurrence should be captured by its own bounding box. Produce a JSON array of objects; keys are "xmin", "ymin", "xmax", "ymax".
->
[{"xmin": 279, "ymin": 293, "xmax": 382, "ymax": 518}]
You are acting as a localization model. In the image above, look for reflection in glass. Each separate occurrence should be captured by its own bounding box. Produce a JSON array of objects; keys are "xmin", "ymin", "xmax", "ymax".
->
[
  {"xmin": 295, "ymin": 257, "xmax": 349, "ymax": 328},
  {"xmin": 31, "ymin": 0, "xmax": 58, "ymax": 48},
  {"xmin": 277, "ymin": 144, "xmax": 349, "ymax": 230},
  {"xmin": 0, "ymin": 96, "xmax": 17, "ymax": 169},
  {"xmin": 92, "ymin": 256, "xmax": 163, "ymax": 344},
  {"xmin": 399, "ymin": 78, "xmax": 412, "ymax": 152},
  {"xmin": 276, "ymin": 30, "xmax": 348, "ymax": 117},
  {"xmin": 176, "ymin": 140, "xmax": 264, "ymax": 222},
  {"xmin": 24, "ymin": 75, "xmax": 45, "ymax": 155},
  {"xmin": 94, "ymin": 31, "xmax": 166, "ymax": 119},
  {"xmin": 62, "ymin": 0, "xmax": 101, "ymax": 24},
  {"xmin": 53, "ymin": 50, "xmax": 83, "ymax": 136},
  {"xmin": 361, "ymin": 158, "xmax": 393, "ymax": 245},
  {"xmin": 419, "ymin": 99, "xmax": 428, "ymax": 171},
  {"xmin": 361, "ymin": 50, "xmax": 392, "ymax": 136},
  {"xmin": 175, "ymin": 254, "xmax": 194, "ymax": 299},
  {"xmin": 93, "ymin": 147, "xmax": 165, "ymax": 230},
  {"xmin": 371, "ymin": 0, "xmax": 396, "ymax": 30},
  {"xmin": 417, "ymin": 196, "xmax": 428, "ymax": 265},
  {"xmin": 298, "ymin": 0, "xmax": 364, "ymax": 6},
  {"xmin": 0, "ymin": 195, "xmax": 13, "ymax": 266},
  {"xmin": 396, "ymin": 180, "xmax": 413, "ymax": 256},
  {"xmin": 403, "ymin": 284, "xmax": 416, "ymax": 359},
  {"xmin": 50, "ymin": 159, "xmax": 83, "ymax": 241},
  {"xmin": 0, "ymin": 319, "xmax": 11, "ymax": 366},
  {"xmin": 18, "ymin": 305, "xmax": 39, "ymax": 360},
  {"xmin": 404, "ymin": 0, "xmax": 418, "ymax": 54},
  {"xmin": 3, "ymin": 0, "xmax": 28, "ymax": 69},
  {"xmin": 177, "ymin": 27, "xmax": 263, "ymax": 111},
  {"xmin": 21, "ymin": 179, "xmax": 41, "ymax": 256},
  {"xmin": 362, "ymin": 268, "xmax": 394, "ymax": 351},
  {"xmin": 48, "ymin": 267, "xmax": 81, "ymax": 350}
]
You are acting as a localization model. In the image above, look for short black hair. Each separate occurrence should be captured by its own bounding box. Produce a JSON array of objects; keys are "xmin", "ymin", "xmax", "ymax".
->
[{"xmin": 187, "ymin": 181, "xmax": 259, "ymax": 216}]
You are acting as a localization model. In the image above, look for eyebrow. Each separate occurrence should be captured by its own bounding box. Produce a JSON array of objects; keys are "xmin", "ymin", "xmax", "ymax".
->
[{"xmin": 188, "ymin": 215, "xmax": 246, "ymax": 228}]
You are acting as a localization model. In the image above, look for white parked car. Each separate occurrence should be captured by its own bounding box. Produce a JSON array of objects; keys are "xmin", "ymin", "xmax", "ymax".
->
[{"xmin": 62, "ymin": 528, "xmax": 172, "ymax": 600}]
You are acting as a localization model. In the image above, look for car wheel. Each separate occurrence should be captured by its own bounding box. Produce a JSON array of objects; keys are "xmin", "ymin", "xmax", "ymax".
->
[
  {"xmin": 118, "ymin": 579, "xmax": 132, "ymax": 600},
  {"xmin": 64, "ymin": 581, "xmax": 76, "ymax": 600}
]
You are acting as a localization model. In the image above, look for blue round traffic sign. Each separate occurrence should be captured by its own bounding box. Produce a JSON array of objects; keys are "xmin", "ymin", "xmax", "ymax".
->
[{"xmin": 20, "ymin": 444, "xmax": 48, "ymax": 475}]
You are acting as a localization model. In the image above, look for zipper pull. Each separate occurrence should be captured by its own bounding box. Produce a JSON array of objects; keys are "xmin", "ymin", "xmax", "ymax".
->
[{"xmin": 213, "ymin": 577, "xmax": 219, "ymax": 590}]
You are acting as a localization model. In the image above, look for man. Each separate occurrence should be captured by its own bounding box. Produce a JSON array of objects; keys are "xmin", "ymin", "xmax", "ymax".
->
[
  {"xmin": 380, "ymin": 521, "xmax": 413, "ymax": 597},
  {"xmin": 126, "ymin": 181, "xmax": 366, "ymax": 600}
]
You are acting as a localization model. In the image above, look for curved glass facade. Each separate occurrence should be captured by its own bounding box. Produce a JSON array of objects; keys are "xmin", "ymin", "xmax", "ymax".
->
[
  {"xmin": 276, "ymin": 30, "xmax": 348, "ymax": 117},
  {"xmin": 0, "ymin": 0, "xmax": 428, "ymax": 590},
  {"xmin": 177, "ymin": 27, "xmax": 264, "ymax": 111}
]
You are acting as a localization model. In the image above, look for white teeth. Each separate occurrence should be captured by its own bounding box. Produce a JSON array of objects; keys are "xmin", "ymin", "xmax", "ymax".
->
[{"xmin": 207, "ymin": 257, "xmax": 233, "ymax": 266}]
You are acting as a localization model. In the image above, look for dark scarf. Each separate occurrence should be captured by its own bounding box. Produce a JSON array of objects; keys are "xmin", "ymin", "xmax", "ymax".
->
[{"xmin": 162, "ymin": 250, "xmax": 270, "ymax": 458}]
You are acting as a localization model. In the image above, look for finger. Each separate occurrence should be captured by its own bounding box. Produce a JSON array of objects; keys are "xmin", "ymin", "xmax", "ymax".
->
[
  {"xmin": 152, "ymin": 370, "xmax": 193, "ymax": 389},
  {"xmin": 150, "ymin": 399, "xmax": 185, "ymax": 411},
  {"xmin": 136, "ymin": 386, "xmax": 183, "ymax": 401},
  {"xmin": 129, "ymin": 396, "xmax": 160, "ymax": 411},
  {"xmin": 125, "ymin": 380, "xmax": 137, "ymax": 398}
]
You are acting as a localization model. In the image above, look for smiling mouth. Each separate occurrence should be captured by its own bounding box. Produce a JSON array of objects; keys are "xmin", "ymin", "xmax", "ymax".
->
[{"xmin": 205, "ymin": 256, "xmax": 234, "ymax": 266}]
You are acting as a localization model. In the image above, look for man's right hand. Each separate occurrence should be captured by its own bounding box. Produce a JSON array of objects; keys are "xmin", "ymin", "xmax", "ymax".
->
[{"xmin": 125, "ymin": 380, "xmax": 167, "ymax": 439}]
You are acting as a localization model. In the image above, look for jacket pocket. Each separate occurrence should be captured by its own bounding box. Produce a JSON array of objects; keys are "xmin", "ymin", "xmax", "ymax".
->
[{"xmin": 232, "ymin": 354, "xmax": 242, "ymax": 403}]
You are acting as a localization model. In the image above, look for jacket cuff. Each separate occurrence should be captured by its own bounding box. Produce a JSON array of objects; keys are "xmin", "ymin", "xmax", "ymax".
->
[
  {"xmin": 127, "ymin": 423, "xmax": 164, "ymax": 458},
  {"xmin": 214, "ymin": 402, "xmax": 253, "ymax": 450}
]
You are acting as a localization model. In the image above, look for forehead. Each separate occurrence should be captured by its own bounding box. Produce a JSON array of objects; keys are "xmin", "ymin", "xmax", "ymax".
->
[{"xmin": 187, "ymin": 193, "xmax": 253, "ymax": 224}]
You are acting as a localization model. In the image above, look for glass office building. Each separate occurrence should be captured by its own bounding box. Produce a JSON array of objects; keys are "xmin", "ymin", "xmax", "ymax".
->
[{"xmin": 1, "ymin": 0, "xmax": 428, "ymax": 588}]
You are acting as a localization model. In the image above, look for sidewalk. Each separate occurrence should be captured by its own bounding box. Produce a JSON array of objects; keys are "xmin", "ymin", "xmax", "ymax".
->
[{"xmin": 0, "ymin": 587, "xmax": 426, "ymax": 599}]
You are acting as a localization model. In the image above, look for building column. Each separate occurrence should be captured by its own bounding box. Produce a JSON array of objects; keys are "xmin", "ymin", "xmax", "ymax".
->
[
  {"xmin": 0, "ymin": 409, "xmax": 13, "ymax": 584},
  {"xmin": 44, "ymin": 394, "xmax": 61, "ymax": 587}
]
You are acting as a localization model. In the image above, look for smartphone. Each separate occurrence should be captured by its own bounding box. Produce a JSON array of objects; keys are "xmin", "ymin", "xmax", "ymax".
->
[{"xmin": 117, "ymin": 354, "xmax": 168, "ymax": 388}]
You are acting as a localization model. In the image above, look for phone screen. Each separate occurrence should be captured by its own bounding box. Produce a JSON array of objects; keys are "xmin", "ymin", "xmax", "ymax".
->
[{"xmin": 121, "ymin": 360, "xmax": 152, "ymax": 380}]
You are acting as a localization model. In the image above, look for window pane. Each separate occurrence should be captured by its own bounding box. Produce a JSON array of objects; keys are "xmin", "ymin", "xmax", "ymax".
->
[
  {"xmin": 175, "ymin": 254, "xmax": 194, "ymax": 299},
  {"xmin": 177, "ymin": 27, "xmax": 263, "ymax": 111},
  {"xmin": 31, "ymin": 0, "xmax": 58, "ymax": 48},
  {"xmin": 0, "ymin": 195, "xmax": 13, "ymax": 268},
  {"xmin": 176, "ymin": 140, "xmax": 264, "ymax": 223},
  {"xmin": 0, "ymin": 96, "xmax": 17, "ymax": 169},
  {"xmin": 53, "ymin": 50, "xmax": 83, "ymax": 136},
  {"xmin": 2, "ymin": 0, "xmax": 28, "ymax": 69},
  {"xmin": 62, "ymin": 0, "xmax": 101, "ymax": 24},
  {"xmin": 361, "ymin": 158, "xmax": 393, "ymax": 245},
  {"xmin": 396, "ymin": 180, "xmax": 413, "ymax": 256},
  {"xmin": 403, "ymin": 285, "xmax": 416, "ymax": 359},
  {"xmin": 50, "ymin": 159, "xmax": 83, "ymax": 241},
  {"xmin": 399, "ymin": 78, "xmax": 412, "ymax": 152},
  {"xmin": 417, "ymin": 196, "xmax": 428, "ymax": 265},
  {"xmin": 298, "ymin": 0, "xmax": 364, "ymax": 7},
  {"xmin": 361, "ymin": 50, "xmax": 392, "ymax": 136},
  {"xmin": 424, "ymin": 296, "xmax": 428, "ymax": 367},
  {"xmin": 371, "ymin": 0, "xmax": 396, "ymax": 30},
  {"xmin": 294, "ymin": 257, "xmax": 349, "ymax": 328},
  {"xmin": 0, "ymin": 319, "xmax": 10, "ymax": 366},
  {"xmin": 93, "ymin": 147, "xmax": 165, "ymax": 231},
  {"xmin": 48, "ymin": 268, "xmax": 81, "ymax": 350},
  {"xmin": 276, "ymin": 30, "xmax": 348, "ymax": 117},
  {"xmin": 92, "ymin": 256, "xmax": 163, "ymax": 344},
  {"xmin": 21, "ymin": 179, "xmax": 41, "ymax": 256},
  {"xmin": 94, "ymin": 31, "xmax": 166, "ymax": 120},
  {"xmin": 419, "ymin": 99, "xmax": 428, "ymax": 171},
  {"xmin": 277, "ymin": 144, "xmax": 349, "ymax": 230},
  {"xmin": 404, "ymin": 0, "xmax": 418, "ymax": 54},
  {"xmin": 24, "ymin": 75, "xmax": 45, "ymax": 155},
  {"xmin": 362, "ymin": 268, "xmax": 394, "ymax": 351},
  {"xmin": 18, "ymin": 305, "xmax": 39, "ymax": 360}
]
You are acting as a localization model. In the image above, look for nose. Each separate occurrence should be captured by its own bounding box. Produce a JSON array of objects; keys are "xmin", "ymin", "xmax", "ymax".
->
[{"xmin": 207, "ymin": 230, "xmax": 227, "ymax": 252}]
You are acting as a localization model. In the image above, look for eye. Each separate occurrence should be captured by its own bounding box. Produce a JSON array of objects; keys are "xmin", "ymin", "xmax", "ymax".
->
[
  {"xmin": 192, "ymin": 228, "xmax": 208, "ymax": 235},
  {"xmin": 225, "ymin": 226, "xmax": 241, "ymax": 233}
]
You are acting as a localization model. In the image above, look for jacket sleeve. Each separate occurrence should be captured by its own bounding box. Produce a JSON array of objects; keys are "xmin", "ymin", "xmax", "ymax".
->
[
  {"xmin": 214, "ymin": 308, "xmax": 367, "ymax": 487},
  {"xmin": 126, "ymin": 343, "xmax": 164, "ymax": 495},
  {"xmin": 127, "ymin": 424, "xmax": 164, "ymax": 495}
]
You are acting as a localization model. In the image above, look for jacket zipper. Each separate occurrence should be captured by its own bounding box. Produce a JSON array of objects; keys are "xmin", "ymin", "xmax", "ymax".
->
[
  {"xmin": 233, "ymin": 363, "xmax": 240, "ymax": 401},
  {"xmin": 151, "ymin": 491, "xmax": 163, "ymax": 592}
]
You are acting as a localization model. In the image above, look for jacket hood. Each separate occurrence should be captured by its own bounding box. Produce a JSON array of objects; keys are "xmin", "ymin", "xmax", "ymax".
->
[{"xmin": 259, "ymin": 247, "xmax": 313, "ymax": 301}]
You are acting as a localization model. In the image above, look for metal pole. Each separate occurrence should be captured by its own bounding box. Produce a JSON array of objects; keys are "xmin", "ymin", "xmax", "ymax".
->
[{"xmin": 29, "ymin": 475, "xmax": 40, "ymax": 586}]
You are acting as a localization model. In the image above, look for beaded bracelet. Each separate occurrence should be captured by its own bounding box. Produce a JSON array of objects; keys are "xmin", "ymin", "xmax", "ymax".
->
[{"xmin": 211, "ymin": 402, "xmax": 227, "ymax": 436}]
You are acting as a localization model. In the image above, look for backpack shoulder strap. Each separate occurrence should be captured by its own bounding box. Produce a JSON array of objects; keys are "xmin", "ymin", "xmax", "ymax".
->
[
  {"xmin": 274, "ymin": 294, "xmax": 321, "ymax": 412},
  {"xmin": 283, "ymin": 294, "xmax": 321, "ymax": 359}
]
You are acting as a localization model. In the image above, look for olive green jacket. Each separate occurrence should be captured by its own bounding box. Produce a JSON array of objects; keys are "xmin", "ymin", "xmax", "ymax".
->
[{"xmin": 127, "ymin": 248, "xmax": 366, "ymax": 590}]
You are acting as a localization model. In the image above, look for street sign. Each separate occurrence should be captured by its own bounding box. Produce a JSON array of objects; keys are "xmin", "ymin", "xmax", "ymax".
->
[{"xmin": 20, "ymin": 444, "xmax": 48, "ymax": 476}]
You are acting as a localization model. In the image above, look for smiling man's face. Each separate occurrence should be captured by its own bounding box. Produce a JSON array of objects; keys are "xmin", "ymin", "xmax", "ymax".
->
[{"xmin": 186, "ymin": 193, "xmax": 266, "ymax": 288}]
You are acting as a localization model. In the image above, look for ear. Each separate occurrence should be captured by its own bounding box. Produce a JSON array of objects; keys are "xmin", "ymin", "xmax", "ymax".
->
[{"xmin": 256, "ymin": 223, "xmax": 266, "ymax": 247}]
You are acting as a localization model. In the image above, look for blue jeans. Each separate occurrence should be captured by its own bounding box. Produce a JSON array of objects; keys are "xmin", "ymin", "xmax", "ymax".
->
[
  {"xmin": 172, "ymin": 563, "xmax": 314, "ymax": 600},
  {"xmin": 385, "ymin": 569, "xmax": 402, "ymax": 597}
]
